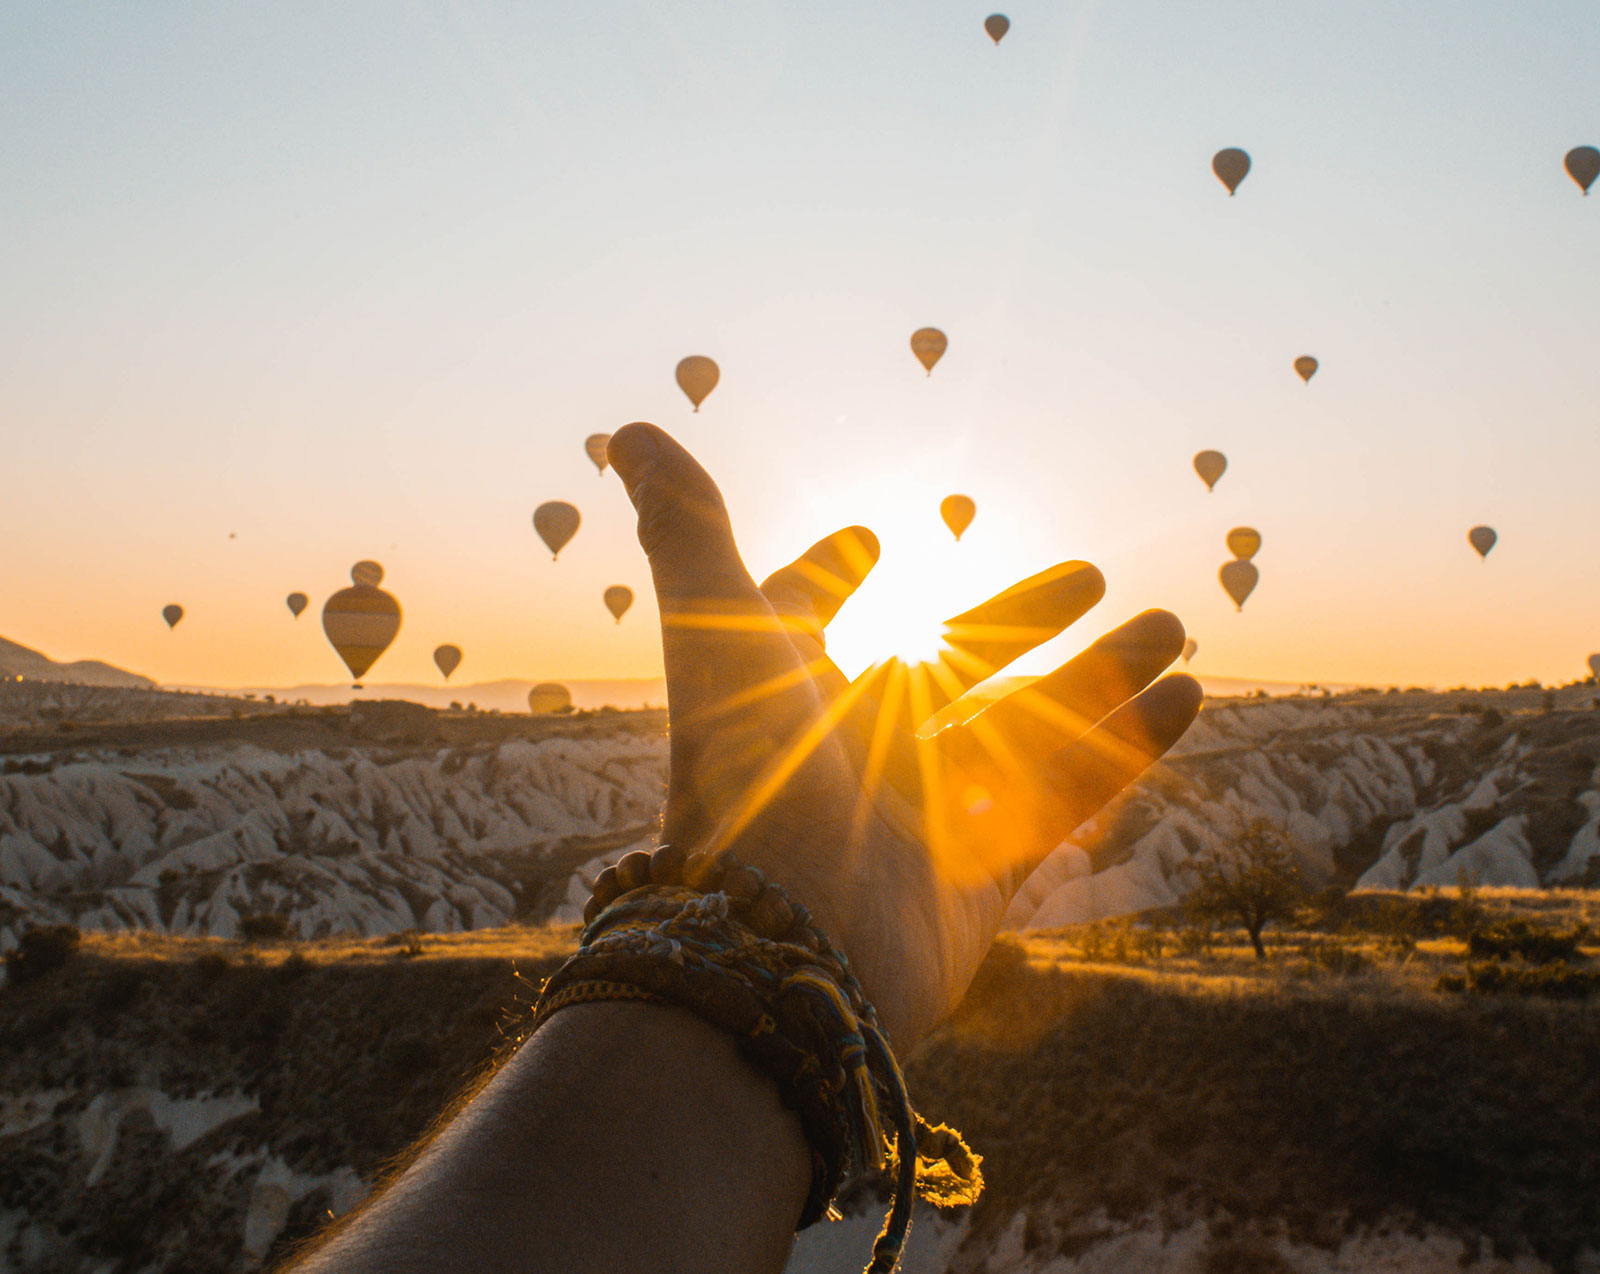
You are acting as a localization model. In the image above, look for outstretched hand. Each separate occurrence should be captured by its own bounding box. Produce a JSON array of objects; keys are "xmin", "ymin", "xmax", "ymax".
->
[{"xmin": 609, "ymin": 422, "xmax": 1201, "ymax": 1049}]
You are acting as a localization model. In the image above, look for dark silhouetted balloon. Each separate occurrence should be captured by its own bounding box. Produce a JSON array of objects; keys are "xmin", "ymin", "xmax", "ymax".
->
[
  {"xmin": 1212, "ymin": 148, "xmax": 1250, "ymax": 195},
  {"xmin": 603, "ymin": 586, "xmax": 634, "ymax": 623},
  {"xmin": 1294, "ymin": 356, "xmax": 1318, "ymax": 383},
  {"xmin": 675, "ymin": 356, "xmax": 719, "ymax": 411},
  {"xmin": 1588, "ymin": 653, "xmax": 1600, "ymax": 681},
  {"xmin": 1194, "ymin": 450, "xmax": 1227, "ymax": 492},
  {"xmin": 910, "ymin": 328, "xmax": 947, "ymax": 376},
  {"xmin": 528, "ymin": 682, "xmax": 573, "ymax": 715},
  {"xmin": 1182, "ymin": 637, "xmax": 1198, "ymax": 664},
  {"xmin": 984, "ymin": 14, "xmax": 1009, "ymax": 43},
  {"xmin": 434, "ymin": 644, "xmax": 462, "ymax": 680},
  {"xmin": 534, "ymin": 502, "xmax": 581, "ymax": 559},
  {"xmin": 162, "ymin": 604, "xmax": 184, "ymax": 629},
  {"xmin": 1468, "ymin": 526, "xmax": 1497, "ymax": 559},
  {"xmin": 585, "ymin": 433, "xmax": 612, "ymax": 474},
  {"xmin": 322, "ymin": 584, "xmax": 402, "ymax": 684},
  {"xmin": 351, "ymin": 560, "xmax": 384, "ymax": 587},
  {"xmin": 1219, "ymin": 559, "xmax": 1259, "ymax": 611},
  {"xmin": 286, "ymin": 592, "xmax": 309, "ymax": 619},
  {"xmin": 1226, "ymin": 527, "xmax": 1262, "ymax": 561},
  {"xmin": 940, "ymin": 494, "xmax": 976, "ymax": 541},
  {"xmin": 1565, "ymin": 146, "xmax": 1600, "ymax": 195}
]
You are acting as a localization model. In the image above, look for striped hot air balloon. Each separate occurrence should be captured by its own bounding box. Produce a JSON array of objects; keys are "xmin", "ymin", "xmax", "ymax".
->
[{"xmin": 322, "ymin": 583, "xmax": 402, "ymax": 686}]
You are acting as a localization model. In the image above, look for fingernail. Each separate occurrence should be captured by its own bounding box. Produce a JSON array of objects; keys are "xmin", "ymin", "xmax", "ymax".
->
[{"xmin": 608, "ymin": 423, "xmax": 658, "ymax": 490}]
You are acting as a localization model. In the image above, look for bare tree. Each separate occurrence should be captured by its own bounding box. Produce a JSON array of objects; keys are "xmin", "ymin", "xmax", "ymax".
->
[{"xmin": 1186, "ymin": 818, "xmax": 1306, "ymax": 959}]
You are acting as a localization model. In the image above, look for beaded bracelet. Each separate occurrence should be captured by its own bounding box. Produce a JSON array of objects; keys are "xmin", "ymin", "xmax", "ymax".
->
[{"xmin": 530, "ymin": 844, "xmax": 983, "ymax": 1274}]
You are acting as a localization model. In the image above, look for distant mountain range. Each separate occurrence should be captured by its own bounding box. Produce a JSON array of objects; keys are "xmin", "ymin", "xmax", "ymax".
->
[
  {"xmin": 0, "ymin": 636, "xmax": 154, "ymax": 689},
  {"xmin": 190, "ymin": 678, "xmax": 669, "ymax": 713}
]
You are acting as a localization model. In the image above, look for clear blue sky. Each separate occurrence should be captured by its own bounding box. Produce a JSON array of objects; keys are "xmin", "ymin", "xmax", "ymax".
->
[{"xmin": 1, "ymin": 2, "xmax": 1596, "ymax": 689}]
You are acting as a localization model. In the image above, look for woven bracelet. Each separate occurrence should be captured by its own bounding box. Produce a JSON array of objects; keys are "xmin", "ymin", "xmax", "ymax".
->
[{"xmin": 529, "ymin": 844, "xmax": 983, "ymax": 1274}]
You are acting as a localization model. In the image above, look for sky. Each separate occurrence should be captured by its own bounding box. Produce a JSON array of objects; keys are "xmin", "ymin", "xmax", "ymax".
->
[{"xmin": 1, "ymin": 1, "xmax": 1597, "ymax": 693}]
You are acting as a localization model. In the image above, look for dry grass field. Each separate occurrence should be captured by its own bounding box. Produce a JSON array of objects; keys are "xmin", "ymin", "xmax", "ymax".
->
[{"xmin": 4, "ymin": 886, "xmax": 1599, "ymax": 1271}]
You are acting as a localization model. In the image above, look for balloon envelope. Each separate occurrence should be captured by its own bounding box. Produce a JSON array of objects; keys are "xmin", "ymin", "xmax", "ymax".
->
[
  {"xmin": 351, "ymin": 560, "xmax": 384, "ymax": 587},
  {"xmin": 1565, "ymin": 145, "xmax": 1599, "ymax": 194},
  {"xmin": 322, "ymin": 585, "xmax": 402, "ymax": 682},
  {"xmin": 1182, "ymin": 638, "xmax": 1198, "ymax": 664},
  {"xmin": 162, "ymin": 604, "xmax": 184, "ymax": 629},
  {"xmin": 286, "ymin": 592, "xmax": 308, "ymax": 619},
  {"xmin": 1588, "ymin": 653, "xmax": 1600, "ymax": 681},
  {"xmin": 528, "ymin": 682, "xmax": 573, "ymax": 715},
  {"xmin": 603, "ymin": 585, "xmax": 634, "ymax": 623},
  {"xmin": 940, "ymin": 494, "xmax": 976, "ymax": 541},
  {"xmin": 534, "ymin": 502, "xmax": 581, "ymax": 559},
  {"xmin": 675, "ymin": 356, "xmax": 720, "ymax": 411},
  {"xmin": 910, "ymin": 328, "xmax": 948, "ymax": 375},
  {"xmin": 1294, "ymin": 356, "xmax": 1318, "ymax": 383},
  {"xmin": 584, "ymin": 433, "xmax": 612, "ymax": 474},
  {"xmin": 1468, "ymin": 526, "xmax": 1497, "ymax": 559},
  {"xmin": 984, "ymin": 13, "xmax": 1009, "ymax": 43},
  {"xmin": 1226, "ymin": 527, "xmax": 1262, "ymax": 561},
  {"xmin": 1193, "ymin": 450, "xmax": 1227, "ymax": 492},
  {"xmin": 433, "ymin": 644, "xmax": 462, "ymax": 680},
  {"xmin": 1212, "ymin": 148, "xmax": 1250, "ymax": 195},
  {"xmin": 1219, "ymin": 559, "xmax": 1259, "ymax": 611}
]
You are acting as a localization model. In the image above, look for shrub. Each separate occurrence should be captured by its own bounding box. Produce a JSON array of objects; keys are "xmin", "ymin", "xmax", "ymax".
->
[
  {"xmin": 1466, "ymin": 917, "xmax": 1586, "ymax": 964},
  {"xmin": 1304, "ymin": 938, "xmax": 1369, "ymax": 976},
  {"xmin": 1438, "ymin": 961, "xmax": 1600, "ymax": 999},
  {"xmin": 238, "ymin": 912, "xmax": 293, "ymax": 943},
  {"xmin": 4, "ymin": 924, "xmax": 82, "ymax": 984},
  {"xmin": 194, "ymin": 951, "xmax": 231, "ymax": 980},
  {"xmin": 278, "ymin": 950, "xmax": 312, "ymax": 980}
]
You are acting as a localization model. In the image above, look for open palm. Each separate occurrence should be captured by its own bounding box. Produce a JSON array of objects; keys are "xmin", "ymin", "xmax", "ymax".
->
[{"xmin": 609, "ymin": 422, "xmax": 1201, "ymax": 1049}]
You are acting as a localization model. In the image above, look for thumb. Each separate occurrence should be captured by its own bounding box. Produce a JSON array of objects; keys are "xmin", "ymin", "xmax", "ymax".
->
[{"xmin": 609, "ymin": 422, "xmax": 755, "ymax": 601}]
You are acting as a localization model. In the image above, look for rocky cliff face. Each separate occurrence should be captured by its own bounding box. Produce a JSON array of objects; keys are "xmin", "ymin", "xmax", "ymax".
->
[
  {"xmin": 0, "ymin": 726, "xmax": 665, "ymax": 952},
  {"xmin": 1008, "ymin": 690, "xmax": 1600, "ymax": 927},
  {"xmin": 4, "ymin": 690, "xmax": 1598, "ymax": 955}
]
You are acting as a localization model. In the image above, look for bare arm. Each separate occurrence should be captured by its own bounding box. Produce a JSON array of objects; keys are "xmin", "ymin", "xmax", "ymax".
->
[
  {"xmin": 286, "ymin": 421, "xmax": 1200, "ymax": 1273},
  {"xmin": 294, "ymin": 1003, "xmax": 810, "ymax": 1274}
]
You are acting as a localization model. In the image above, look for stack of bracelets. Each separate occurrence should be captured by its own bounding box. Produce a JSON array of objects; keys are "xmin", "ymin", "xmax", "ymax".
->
[{"xmin": 529, "ymin": 842, "xmax": 984, "ymax": 1274}]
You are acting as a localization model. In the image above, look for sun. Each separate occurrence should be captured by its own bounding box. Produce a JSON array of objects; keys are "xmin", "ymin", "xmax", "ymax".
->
[{"xmin": 809, "ymin": 479, "xmax": 992, "ymax": 678}]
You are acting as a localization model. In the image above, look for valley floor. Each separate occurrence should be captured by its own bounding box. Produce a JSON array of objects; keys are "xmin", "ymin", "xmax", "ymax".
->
[{"xmin": 4, "ymin": 890, "xmax": 1599, "ymax": 1273}]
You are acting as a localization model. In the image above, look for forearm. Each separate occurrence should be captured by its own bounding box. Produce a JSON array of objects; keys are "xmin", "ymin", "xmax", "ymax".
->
[{"xmin": 289, "ymin": 1002, "xmax": 811, "ymax": 1274}]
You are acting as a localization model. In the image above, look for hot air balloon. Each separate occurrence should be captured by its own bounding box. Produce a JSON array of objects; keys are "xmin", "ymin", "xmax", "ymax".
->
[
  {"xmin": 434, "ymin": 644, "xmax": 462, "ymax": 681},
  {"xmin": 1226, "ymin": 527, "xmax": 1262, "ymax": 561},
  {"xmin": 1212, "ymin": 148, "xmax": 1250, "ymax": 195},
  {"xmin": 351, "ymin": 560, "xmax": 384, "ymax": 587},
  {"xmin": 984, "ymin": 13, "xmax": 1009, "ymax": 43},
  {"xmin": 528, "ymin": 683, "xmax": 573, "ymax": 715},
  {"xmin": 675, "ymin": 356, "xmax": 720, "ymax": 411},
  {"xmin": 585, "ymin": 433, "xmax": 612, "ymax": 474},
  {"xmin": 286, "ymin": 592, "xmax": 309, "ymax": 619},
  {"xmin": 322, "ymin": 583, "xmax": 401, "ymax": 687},
  {"xmin": 910, "ymin": 328, "xmax": 948, "ymax": 376},
  {"xmin": 603, "ymin": 586, "xmax": 634, "ymax": 623},
  {"xmin": 1193, "ymin": 450, "xmax": 1227, "ymax": 492},
  {"xmin": 1182, "ymin": 638, "xmax": 1198, "ymax": 664},
  {"xmin": 162, "ymin": 604, "xmax": 184, "ymax": 629},
  {"xmin": 534, "ymin": 502, "xmax": 581, "ymax": 560},
  {"xmin": 1468, "ymin": 526, "xmax": 1497, "ymax": 560},
  {"xmin": 1587, "ymin": 653, "xmax": 1600, "ymax": 681},
  {"xmin": 1566, "ymin": 146, "xmax": 1600, "ymax": 195},
  {"xmin": 940, "ymin": 494, "xmax": 976, "ymax": 541},
  {"xmin": 1219, "ymin": 560, "xmax": 1259, "ymax": 611},
  {"xmin": 1294, "ymin": 356, "xmax": 1318, "ymax": 383}
]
